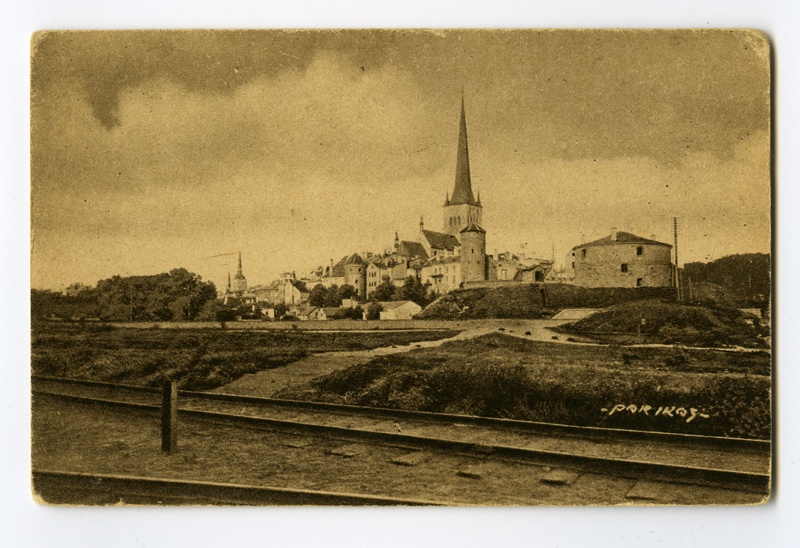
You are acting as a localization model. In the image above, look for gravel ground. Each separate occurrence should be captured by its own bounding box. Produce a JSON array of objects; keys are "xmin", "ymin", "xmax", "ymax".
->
[
  {"xmin": 33, "ymin": 379, "xmax": 771, "ymax": 475},
  {"xmin": 31, "ymin": 395, "xmax": 766, "ymax": 506}
]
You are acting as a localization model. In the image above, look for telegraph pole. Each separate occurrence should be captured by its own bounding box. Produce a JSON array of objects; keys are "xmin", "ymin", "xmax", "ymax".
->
[{"xmin": 673, "ymin": 217, "xmax": 683, "ymax": 301}]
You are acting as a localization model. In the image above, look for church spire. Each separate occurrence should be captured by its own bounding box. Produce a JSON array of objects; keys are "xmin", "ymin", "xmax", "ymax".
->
[
  {"xmin": 451, "ymin": 95, "xmax": 476, "ymax": 205},
  {"xmin": 236, "ymin": 251, "xmax": 243, "ymax": 278}
]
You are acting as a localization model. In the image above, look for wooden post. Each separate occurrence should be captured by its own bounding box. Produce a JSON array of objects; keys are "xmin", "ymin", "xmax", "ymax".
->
[{"xmin": 161, "ymin": 381, "xmax": 177, "ymax": 452}]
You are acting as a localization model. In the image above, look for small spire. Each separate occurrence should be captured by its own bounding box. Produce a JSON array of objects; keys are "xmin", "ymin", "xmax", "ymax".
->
[
  {"xmin": 476, "ymin": 189, "xmax": 481, "ymax": 205},
  {"xmin": 236, "ymin": 251, "xmax": 243, "ymax": 277},
  {"xmin": 227, "ymin": 272, "xmax": 231, "ymax": 291},
  {"xmin": 445, "ymin": 191, "xmax": 450, "ymax": 206},
  {"xmin": 420, "ymin": 216, "xmax": 424, "ymax": 229}
]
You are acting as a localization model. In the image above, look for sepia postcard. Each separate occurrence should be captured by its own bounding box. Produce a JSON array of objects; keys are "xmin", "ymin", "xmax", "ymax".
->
[{"xmin": 30, "ymin": 29, "xmax": 772, "ymax": 506}]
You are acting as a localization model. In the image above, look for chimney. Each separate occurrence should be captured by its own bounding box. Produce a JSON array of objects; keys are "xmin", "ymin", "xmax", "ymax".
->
[{"xmin": 610, "ymin": 227, "xmax": 618, "ymax": 241}]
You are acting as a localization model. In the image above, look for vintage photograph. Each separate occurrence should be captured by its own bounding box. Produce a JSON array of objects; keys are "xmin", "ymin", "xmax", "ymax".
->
[{"xmin": 30, "ymin": 29, "xmax": 771, "ymax": 506}]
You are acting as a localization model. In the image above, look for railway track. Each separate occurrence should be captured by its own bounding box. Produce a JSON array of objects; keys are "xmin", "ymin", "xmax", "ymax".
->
[
  {"xmin": 32, "ymin": 375, "xmax": 771, "ymax": 497},
  {"xmin": 32, "ymin": 470, "xmax": 443, "ymax": 506}
]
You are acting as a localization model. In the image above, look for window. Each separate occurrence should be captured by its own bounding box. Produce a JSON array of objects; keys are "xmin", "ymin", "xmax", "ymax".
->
[
  {"xmin": 621, "ymin": 264, "xmax": 628, "ymax": 273},
  {"xmin": 636, "ymin": 278, "xmax": 643, "ymax": 287},
  {"xmin": 582, "ymin": 249, "xmax": 587, "ymax": 258},
  {"xmin": 572, "ymin": 262, "xmax": 575, "ymax": 269},
  {"xmin": 636, "ymin": 246, "xmax": 643, "ymax": 256}
]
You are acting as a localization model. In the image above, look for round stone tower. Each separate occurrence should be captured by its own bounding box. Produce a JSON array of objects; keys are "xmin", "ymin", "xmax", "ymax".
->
[
  {"xmin": 460, "ymin": 223, "xmax": 487, "ymax": 283},
  {"xmin": 343, "ymin": 253, "xmax": 367, "ymax": 299}
]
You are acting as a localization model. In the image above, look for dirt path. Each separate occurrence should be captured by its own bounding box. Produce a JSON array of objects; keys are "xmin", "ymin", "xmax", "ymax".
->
[
  {"xmin": 215, "ymin": 318, "xmax": 767, "ymax": 398},
  {"xmin": 216, "ymin": 320, "xmax": 566, "ymax": 397}
]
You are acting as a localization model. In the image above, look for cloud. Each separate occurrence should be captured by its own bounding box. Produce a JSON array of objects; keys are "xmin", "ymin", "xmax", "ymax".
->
[{"xmin": 30, "ymin": 30, "xmax": 771, "ymax": 289}]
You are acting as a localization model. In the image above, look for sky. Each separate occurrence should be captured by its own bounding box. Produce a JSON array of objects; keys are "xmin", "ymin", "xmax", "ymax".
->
[{"xmin": 30, "ymin": 29, "xmax": 771, "ymax": 291}]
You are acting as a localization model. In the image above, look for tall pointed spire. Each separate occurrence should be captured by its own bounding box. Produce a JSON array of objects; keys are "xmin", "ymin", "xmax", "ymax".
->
[
  {"xmin": 236, "ymin": 251, "xmax": 243, "ymax": 277},
  {"xmin": 451, "ymin": 94, "xmax": 476, "ymax": 205}
]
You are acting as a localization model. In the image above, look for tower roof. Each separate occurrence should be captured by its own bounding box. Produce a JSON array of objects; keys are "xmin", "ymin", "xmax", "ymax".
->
[
  {"xmin": 460, "ymin": 222, "xmax": 486, "ymax": 234},
  {"xmin": 234, "ymin": 251, "xmax": 246, "ymax": 280},
  {"xmin": 450, "ymin": 96, "xmax": 479, "ymax": 206},
  {"xmin": 343, "ymin": 252, "xmax": 366, "ymax": 266}
]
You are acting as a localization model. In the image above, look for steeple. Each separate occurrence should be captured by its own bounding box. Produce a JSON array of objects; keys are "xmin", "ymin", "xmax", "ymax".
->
[
  {"xmin": 227, "ymin": 272, "xmax": 231, "ymax": 292},
  {"xmin": 232, "ymin": 251, "xmax": 247, "ymax": 294},
  {"xmin": 451, "ymin": 95, "xmax": 477, "ymax": 205}
]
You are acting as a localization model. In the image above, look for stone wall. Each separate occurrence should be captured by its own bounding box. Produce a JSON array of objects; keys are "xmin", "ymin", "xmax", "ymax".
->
[{"xmin": 573, "ymin": 242, "xmax": 673, "ymax": 288}]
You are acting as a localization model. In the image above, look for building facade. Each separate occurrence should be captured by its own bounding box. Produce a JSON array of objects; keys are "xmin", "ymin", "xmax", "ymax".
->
[{"xmin": 571, "ymin": 230, "xmax": 673, "ymax": 288}]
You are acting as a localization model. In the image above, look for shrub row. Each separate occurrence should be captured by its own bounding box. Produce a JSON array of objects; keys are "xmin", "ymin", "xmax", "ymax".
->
[{"xmin": 301, "ymin": 352, "xmax": 770, "ymax": 439}]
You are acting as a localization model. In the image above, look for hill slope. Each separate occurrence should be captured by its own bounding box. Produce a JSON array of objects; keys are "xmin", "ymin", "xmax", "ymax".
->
[
  {"xmin": 560, "ymin": 300, "xmax": 767, "ymax": 348},
  {"xmin": 417, "ymin": 284, "xmax": 677, "ymax": 320}
]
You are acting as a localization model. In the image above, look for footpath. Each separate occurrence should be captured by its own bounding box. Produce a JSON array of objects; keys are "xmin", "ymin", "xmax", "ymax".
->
[{"xmin": 216, "ymin": 319, "xmax": 566, "ymax": 398}]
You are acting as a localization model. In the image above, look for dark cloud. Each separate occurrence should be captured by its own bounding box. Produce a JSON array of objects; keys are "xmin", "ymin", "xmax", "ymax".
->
[
  {"xmin": 30, "ymin": 30, "xmax": 770, "ymax": 289},
  {"xmin": 32, "ymin": 30, "xmax": 768, "ymax": 165}
]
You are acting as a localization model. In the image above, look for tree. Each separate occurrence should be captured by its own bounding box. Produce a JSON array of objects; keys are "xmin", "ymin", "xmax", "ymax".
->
[
  {"xmin": 93, "ymin": 269, "xmax": 217, "ymax": 321},
  {"xmin": 341, "ymin": 306, "xmax": 364, "ymax": 320},
  {"xmin": 396, "ymin": 276, "xmax": 430, "ymax": 307},
  {"xmin": 370, "ymin": 276, "xmax": 396, "ymax": 302},
  {"xmin": 336, "ymin": 284, "xmax": 357, "ymax": 304},
  {"xmin": 683, "ymin": 253, "xmax": 770, "ymax": 307},
  {"xmin": 274, "ymin": 303, "xmax": 288, "ymax": 319},
  {"xmin": 365, "ymin": 302, "xmax": 383, "ymax": 320},
  {"xmin": 308, "ymin": 284, "xmax": 330, "ymax": 307},
  {"xmin": 31, "ymin": 288, "xmax": 99, "ymax": 320}
]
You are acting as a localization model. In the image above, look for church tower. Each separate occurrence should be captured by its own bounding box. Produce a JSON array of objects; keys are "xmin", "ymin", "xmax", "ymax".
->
[
  {"xmin": 232, "ymin": 252, "xmax": 247, "ymax": 294},
  {"xmin": 443, "ymin": 96, "xmax": 483, "ymax": 239}
]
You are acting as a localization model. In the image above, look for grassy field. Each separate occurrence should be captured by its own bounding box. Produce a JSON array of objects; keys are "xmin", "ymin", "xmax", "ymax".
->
[
  {"xmin": 278, "ymin": 333, "xmax": 771, "ymax": 439},
  {"xmin": 557, "ymin": 300, "xmax": 768, "ymax": 348},
  {"xmin": 31, "ymin": 323, "xmax": 460, "ymax": 391}
]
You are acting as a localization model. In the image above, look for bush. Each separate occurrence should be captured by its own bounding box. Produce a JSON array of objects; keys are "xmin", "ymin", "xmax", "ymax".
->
[
  {"xmin": 341, "ymin": 306, "xmax": 364, "ymax": 320},
  {"xmin": 365, "ymin": 302, "xmax": 383, "ymax": 321}
]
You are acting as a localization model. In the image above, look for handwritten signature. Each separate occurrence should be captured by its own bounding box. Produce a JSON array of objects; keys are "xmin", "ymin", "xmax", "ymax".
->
[{"xmin": 600, "ymin": 404, "xmax": 710, "ymax": 423}]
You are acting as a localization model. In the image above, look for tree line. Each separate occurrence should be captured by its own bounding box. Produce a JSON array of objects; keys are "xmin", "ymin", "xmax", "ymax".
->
[
  {"xmin": 32, "ymin": 268, "xmax": 218, "ymax": 322},
  {"xmin": 683, "ymin": 253, "xmax": 770, "ymax": 307},
  {"xmin": 307, "ymin": 276, "xmax": 435, "ymax": 309}
]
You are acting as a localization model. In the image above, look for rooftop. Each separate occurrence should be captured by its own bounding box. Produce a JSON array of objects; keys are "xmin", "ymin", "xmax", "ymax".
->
[
  {"xmin": 573, "ymin": 231, "xmax": 672, "ymax": 250},
  {"xmin": 422, "ymin": 230, "xmax": 461, "ymax": 251}
]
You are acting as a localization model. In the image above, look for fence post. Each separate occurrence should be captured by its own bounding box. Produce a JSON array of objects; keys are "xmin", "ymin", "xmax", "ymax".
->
[{"xmin": 161, "ymin": 381, "xmax": 177, "ymax": 452}]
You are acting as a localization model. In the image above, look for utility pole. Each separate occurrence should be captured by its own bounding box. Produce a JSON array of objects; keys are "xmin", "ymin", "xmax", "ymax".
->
[{"xmin": 673, "ymin": 217, "xmax": 683, "ymax": 301}]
